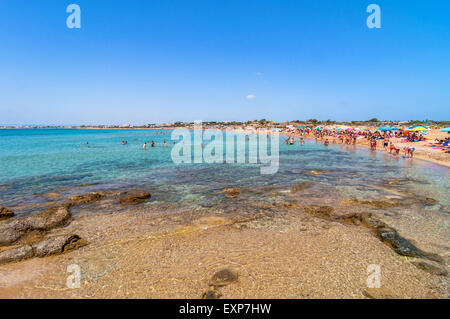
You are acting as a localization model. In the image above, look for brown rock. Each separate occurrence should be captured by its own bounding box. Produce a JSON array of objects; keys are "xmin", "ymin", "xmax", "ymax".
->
[
  {"xmin": 33, "ymin": 234, "xmax": 87, "ymax": 257},
  {"xmin": 0, "ymin": 234, "xmax": 86, "ymax": 264},
  {"xmin": 341, "ymin": 198, "xmax": 404, "ymax": 209},
  {"xmin": 0, "ymin": 245, "xmax": 33, "ymax": 264},
  {"xmin": 44, "ymin": 192, "xmax": 61, "ymax": 199},
  {"xmin": 24, "ymin": 205, "xmax": 71, "ymax": 230},
  {"xmin": 0, "ymin": 219, "xmax": 28, "ymax": 246},
  {"xmin": 210, "ymin": 269, "xmax": 238, "ymax": 287},
  {"xmin": 290, "ymin": 181, "xmax": 314, "ymax": 193},
  {"xmin": 69, "ymin": 192, "xmax": 105, "ymax": 205},
  {"xmin": 220, "ymin": 188, "xmax": 240, "ymax": 198},
  {"xmin": 303, "ymin": 170, "xmax": 327, "ymax": 176},
  {"xmin": 412, "ymin": 261, "xmax": 448, "ymax": 276},
  {"xmin": 423, "ymin": 198, "xmax": 438, "ymax": 206},
  {"xmin": 119, "ymin": 191, "xmax": 151, "ymax": 205},
  {"xmin": 0, "ymin": 206, "xmax": 14, "ymax": 220},
  {"xmin": 202, "ymin": 288, "xmax": 223, "ymax": 299},
  {"xmin": 304, "ymin": 206, "xmax": 334, "ymax": 219},
  {"xmin": 362, "ymin": 288, "xmax": 397, "ymax": 299},
  {"xmin": 0, "ymin": 205, "xmax": 71, "ymax": 246}
]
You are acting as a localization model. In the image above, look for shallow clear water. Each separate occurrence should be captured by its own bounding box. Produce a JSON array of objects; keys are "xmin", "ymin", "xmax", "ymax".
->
[{"xmin": 0, "ymin": 128, "xmax": 449, "ymax": 212}]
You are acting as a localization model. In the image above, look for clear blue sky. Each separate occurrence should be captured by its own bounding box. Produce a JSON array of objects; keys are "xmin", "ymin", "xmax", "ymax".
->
[{"xmin": 1, "ymin": 0, "xmax": 449, "ymax": 125}]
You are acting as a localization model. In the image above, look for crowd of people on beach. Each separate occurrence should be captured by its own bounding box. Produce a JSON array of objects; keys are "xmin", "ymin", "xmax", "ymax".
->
[
  {"xmin": 79, "ymin": 125, "xmax": 449, "ymax": 160},
  {"xmin": 279, "ymin": 126, "xmax": 426, "ymax": 159}
]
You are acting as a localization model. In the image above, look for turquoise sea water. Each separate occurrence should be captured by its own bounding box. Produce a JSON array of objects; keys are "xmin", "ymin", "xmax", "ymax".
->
[{"xmin": 0, "ymin": 128, "xmax": 449, "ymax": 213}]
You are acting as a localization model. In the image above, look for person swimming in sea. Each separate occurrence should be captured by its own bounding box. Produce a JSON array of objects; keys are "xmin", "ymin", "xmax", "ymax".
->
[
  {"xmin": 383, "ymin": 137, "xmax": 389, "ymax": 150},
  {"xmin": 151, "ymin": 141, "xmax": 155, "ymax": 147},
  {"xmin": 324, "ymin": 139, "xmax": 329, "ymax": 147},
  {"xmin": 287, "ymin": 137, "xmax": 294, "ymax": 145},
  {"xmin": 389, "ymin": 142, "xmax": 395, "ymax": 153}
]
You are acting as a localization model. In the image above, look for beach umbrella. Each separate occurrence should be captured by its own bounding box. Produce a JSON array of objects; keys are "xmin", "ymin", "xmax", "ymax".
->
[
  {"xmin": 439, "ymin": 127, "xmax": 450, "ymax": 132},
  {"xmin": 409, "ymin": 125, "xmax": 428, "ymax": 130},
  {"xmin": 378, "ymin": 126, "xmax": 398, "ymax": 131},
  {"xmin": 410, "ymin": 126, "xmax": 428, "ymax": 132}
]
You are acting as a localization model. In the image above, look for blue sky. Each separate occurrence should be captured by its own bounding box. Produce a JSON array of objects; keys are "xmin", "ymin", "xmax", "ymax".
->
[{"xmin": 0, "ymin": 0, "xmax": 449, "ymax": 125}]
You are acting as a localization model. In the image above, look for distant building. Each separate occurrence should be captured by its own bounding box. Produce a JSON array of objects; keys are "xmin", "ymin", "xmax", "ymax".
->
[{"xmin": 119, "ymin": 124, "xmax": 131, "ymax": 128}]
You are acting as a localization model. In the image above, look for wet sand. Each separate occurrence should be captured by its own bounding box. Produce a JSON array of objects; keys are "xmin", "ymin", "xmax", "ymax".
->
[{"xmin": 0, "ymin": 192, "xmax": 448, "ymax": 299}]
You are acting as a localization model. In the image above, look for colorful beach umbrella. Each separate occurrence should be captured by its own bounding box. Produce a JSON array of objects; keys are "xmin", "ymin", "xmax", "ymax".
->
[
  {"xmin": 439, "ymin": 127, "xmax": 450, "ymax": 132},
  {"xmin": 378, "ymin": 126, "xmax": 398, "ymax": 131},
  {"xmin": 409, "ymin": 125, "xmax": 428, "ymax": 130},
  {"xmin": 409, "ymin": 126, "xmax": 428, "ymax": 132}
]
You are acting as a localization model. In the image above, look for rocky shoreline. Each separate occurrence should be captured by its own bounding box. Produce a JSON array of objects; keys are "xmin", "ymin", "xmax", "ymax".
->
[
  {"xmin": 0, "ymin": 183, "xmax": 448, "ymax": 298},
  {"xmin": 0, "ymin": 191, "xmax": 152, "ymax": 265}
]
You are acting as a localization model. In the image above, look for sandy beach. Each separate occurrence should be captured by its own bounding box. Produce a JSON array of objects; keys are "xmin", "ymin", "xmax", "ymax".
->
[{"xmin": 1, "ymin": 177, "xmax": 448, "ymax": 299}]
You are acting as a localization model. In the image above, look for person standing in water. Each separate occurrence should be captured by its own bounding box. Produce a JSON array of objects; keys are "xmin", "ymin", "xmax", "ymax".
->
[{"xmin": 142, "ymin": 142, "xmax": 147, "ymax": 150}]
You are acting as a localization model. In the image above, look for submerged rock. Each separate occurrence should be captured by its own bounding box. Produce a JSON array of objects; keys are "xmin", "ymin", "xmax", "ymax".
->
[
  {"xmin": 24, "ymin": 205, "xmax": 71, "ymax": 230},
  {"xmin": 0, "ymin": 219, "xmax": 28, "ymax": 245},
  {"xmin": 0, "ymin": 205, "xmax": 71, "ymax": 246},
  {"xmin": 0, "ymin": 206, "xmax": 14, "ymax": 220},
  {"xmin": 202, "ymin": 288, "xmax": 223, "ymax": 299},
  {"xmin": 33, "ymin": 234, "xmax": 87, "ymax": 257},
  {"xmin": 220, "ymin": 188, "xmax": 240, "ymax": 198},
  {"xmin": 375, "ymin": 227, "xmax": 443, "ymax": 263},
  {"xmin": 44, "ymin": 192, "xmax": 61, "ymax": 199},
  {"xmin": 290, "ymin": 181, "xmax": 314, "ymax": 193},
  {"xmin": 362, "ymin": 288, "xmax": 397, "ymax": 299},
  {"xmin": 303, "ymin": 206, "xmax": 334, "ymax": 219},
  {"xmin": 333, "ymin": 212, "xmax": 365, "ymax": 226},
  {"xmin": 0, "ymin": 245, "xmax": 33, "ymax": 264},
  {"xmin": 341, "ymin": 198, "xmax": 404, "ymax": 209},
  {"xmin": 302, "ymin": 170, "xmax": 327, "ymax": 176},
  {"xmin": 423, "ymin": 198, "xmax": 438, "ymax": 206},
  {"xmin": 119, "ymin": 191, "xmax": 151, "ymax": 205},
  {"xmin": 0, "ymin": 234, "xmax": 86, "ymax": 264},
  {"xmin": 210, "ymin": 269, "xmax": 238, "ymax": 287},
  {"xmin": 69, "ymin": 192, "xmax": 105, "ymax": 205},
  {"xmin": 412, "ymin": 261, "xmax": 448, "ymax": 276},
  {"xmin": 335, "ymin": 212, "xmax": 387, "ymax": 229},
  {"xmin": 303, "ymin": 208, "xmax": 444, "ymax": 264}
]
